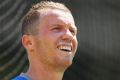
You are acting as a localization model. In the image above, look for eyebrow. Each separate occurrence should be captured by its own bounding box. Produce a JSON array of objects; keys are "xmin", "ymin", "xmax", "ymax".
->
[
  {"xmin": 69, "ymin": 24, "xmax": 77, "ymax": 31},
  {"xmin": 50, "ymin": 23, "xmax": 77, "ymax": 31}
]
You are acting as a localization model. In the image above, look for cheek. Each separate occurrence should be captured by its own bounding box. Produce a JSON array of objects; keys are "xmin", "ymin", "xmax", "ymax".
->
[
  {"xmin": 37, "ymin": 35, "xmax": 55, "ymax": 50},
  {"xmin": 33, "ymin": 39, "xmax": 42, "ymax": 51},
  {"xmin": 35, "ymin": 29, "xmax": 60, "ymax": 51},
  {"xmin": 73, "ymin": 37, "xmax": 78, "ymax": 48}
]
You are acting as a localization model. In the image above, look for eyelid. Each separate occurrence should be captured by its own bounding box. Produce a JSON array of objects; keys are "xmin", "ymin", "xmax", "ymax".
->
[
  {"xmin": 70, "ymin": 27, "xmax": 77, "ymax": 35},
  {"xmin": 51, "ymin": 25, "xmax": 61, "ymax": 31},
  {"xmin": 50, "ymin": 24, "xmax": 77, "ymax": 35}
]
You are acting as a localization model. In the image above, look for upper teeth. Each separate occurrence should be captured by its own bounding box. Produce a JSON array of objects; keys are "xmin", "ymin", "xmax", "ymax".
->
[
  {"xmin": 58, "ymin": 42, "xmax": 71, "ymax": 45},
  {"xmin": 57, "ymin": 41, "xmax": 72, "ymax": 52},
  {"xmin": 59, "ymin": 46, "xmax": 71, "ymax": 51}
]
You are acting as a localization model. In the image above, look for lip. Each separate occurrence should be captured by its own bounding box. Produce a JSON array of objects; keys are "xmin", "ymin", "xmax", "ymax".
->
[{"xmin": 57, "ymin": 44, "xmax": 73, "ymax": 52}]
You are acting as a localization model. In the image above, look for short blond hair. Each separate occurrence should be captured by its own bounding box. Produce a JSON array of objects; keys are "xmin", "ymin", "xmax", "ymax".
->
[{"xmin": 22, "ymin": 1, "xmax": 71, "ymax": 35}]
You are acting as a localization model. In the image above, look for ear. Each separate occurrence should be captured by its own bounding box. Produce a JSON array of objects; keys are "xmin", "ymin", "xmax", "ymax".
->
[{"xmin": 22, "ymin": 35, "xmax": 33, "ymax": 50}]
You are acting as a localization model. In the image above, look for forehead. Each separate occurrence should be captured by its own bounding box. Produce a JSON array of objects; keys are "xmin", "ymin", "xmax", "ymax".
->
[{"xmin": 39, "ymin": 9, "xmax": 75, "ymax": 26}]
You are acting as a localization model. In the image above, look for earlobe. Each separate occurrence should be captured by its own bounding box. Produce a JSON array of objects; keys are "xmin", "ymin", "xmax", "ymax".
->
[{"xmin": 22, "ymin": 35, "xmax": 33, "ymax": 49}]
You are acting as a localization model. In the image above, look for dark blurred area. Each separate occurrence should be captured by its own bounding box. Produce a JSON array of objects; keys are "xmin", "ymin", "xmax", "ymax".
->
[{"xmin": 0, "ymin": 0, "xmax": 120, "ymax": 80}]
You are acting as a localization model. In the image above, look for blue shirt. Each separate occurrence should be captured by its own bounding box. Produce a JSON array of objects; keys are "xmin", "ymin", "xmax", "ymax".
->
[{"xmin": 12, "ymin": 73, "xmax": 31, "ymax": 80}]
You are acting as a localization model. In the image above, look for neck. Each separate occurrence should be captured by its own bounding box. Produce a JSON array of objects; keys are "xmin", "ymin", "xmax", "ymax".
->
[{"xmin": 26, "ymin": 59, "xmax": 65, "ymax": 80}]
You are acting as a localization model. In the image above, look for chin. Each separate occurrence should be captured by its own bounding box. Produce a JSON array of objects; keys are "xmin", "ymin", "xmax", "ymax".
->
[
  {"xmin": 54, "ymin": 51, "xmax": 74, "ymax": 68},
  {"xmin": 60, "ymin": 62, "xmax": 72, "ymax": 71},
  {"xmin": 58, "ymin": 58, "xmax": 73, "ymax": 68},
  {"xmin": 64, "ymin": 60, "xmax": 73, "ymax": 66}
]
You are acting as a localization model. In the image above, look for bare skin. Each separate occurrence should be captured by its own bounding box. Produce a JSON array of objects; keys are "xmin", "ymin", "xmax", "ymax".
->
[{"xmin": 22, "ymin": 9, "xmax": 78, "ymax": 80}]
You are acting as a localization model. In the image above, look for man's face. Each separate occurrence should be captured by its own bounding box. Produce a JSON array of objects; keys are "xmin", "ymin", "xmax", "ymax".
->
[{"xmin": 31, "ymin": 9, "xmax": 78, "ymax": 69}]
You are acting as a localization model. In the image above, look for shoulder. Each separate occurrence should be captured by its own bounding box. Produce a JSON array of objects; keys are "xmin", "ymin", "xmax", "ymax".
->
[
  {"xmin": 12, "ymin": 73, "xmax": 31, "ymax": 80},
  {"xmin": 12, "ymin": 76, "xmax": 28, "ymax": 80}
]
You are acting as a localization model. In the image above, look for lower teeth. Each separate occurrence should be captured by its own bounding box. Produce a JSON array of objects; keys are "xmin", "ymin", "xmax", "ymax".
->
[{"xmin": 61, "ymin": 49, "xmax": 70, "ymax": 52}]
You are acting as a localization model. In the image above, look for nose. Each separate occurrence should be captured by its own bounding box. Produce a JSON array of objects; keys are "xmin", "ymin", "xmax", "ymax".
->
[{"xmin": 61, "ymin": 29, "xmax": 73, "ymax": 41}]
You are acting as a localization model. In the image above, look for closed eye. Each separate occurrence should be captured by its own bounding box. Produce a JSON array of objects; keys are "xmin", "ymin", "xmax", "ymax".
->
[
  {"xmin": 69, "ymin": 28, "xmax": 77, "ymax": 35},
  {"xmin": 51, "ymin": 26, "xmax": 62, "ymax": 32}
]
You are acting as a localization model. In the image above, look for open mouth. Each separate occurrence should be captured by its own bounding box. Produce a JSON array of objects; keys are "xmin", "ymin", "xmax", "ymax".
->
[{"xmin": 58, "ymin": 46, "xmax": 72, "ymax": 52}]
